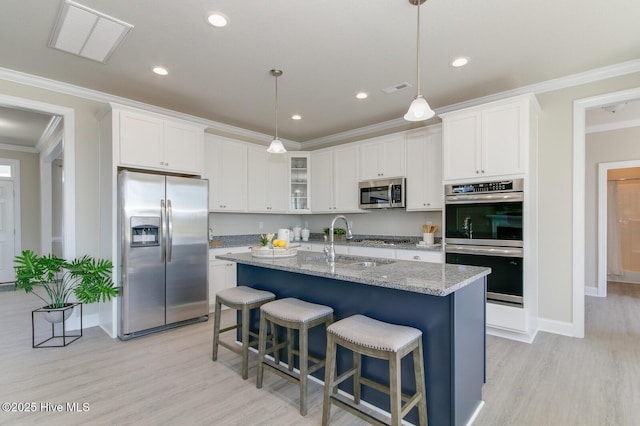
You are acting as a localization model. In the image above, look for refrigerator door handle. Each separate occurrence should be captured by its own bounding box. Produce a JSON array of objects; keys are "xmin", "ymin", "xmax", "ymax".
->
[
  {"xmin": 167, "ymin": 199, "xmax": 173, "ymax": 262},
  {"xmin": 160, "ymin": 199, "xmax": 166, "ymax": 263}
]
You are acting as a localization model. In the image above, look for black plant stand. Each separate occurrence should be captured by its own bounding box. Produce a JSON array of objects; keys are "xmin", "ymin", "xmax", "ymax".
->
[{"xmin": 32, "ymin": 303, "xmax": 82, "ymax": 348}]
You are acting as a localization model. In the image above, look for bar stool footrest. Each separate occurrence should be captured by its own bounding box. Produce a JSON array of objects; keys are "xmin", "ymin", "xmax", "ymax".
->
[{"xmin": 330, "ymin": 393, "xmax": 391, "ymax": 426}]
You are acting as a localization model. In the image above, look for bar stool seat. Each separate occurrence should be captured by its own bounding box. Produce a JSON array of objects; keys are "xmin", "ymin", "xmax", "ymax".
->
[
  {"xmin": 322, "ymin": 314, "xmax": 428, "ymax": 426},
  {"xmin": 257, "ymin": 297, "xmax": 334, "ymax": 416},
  {"xmin": 212, "ymin": 286, "xmax": 276, "ymax": 379}
]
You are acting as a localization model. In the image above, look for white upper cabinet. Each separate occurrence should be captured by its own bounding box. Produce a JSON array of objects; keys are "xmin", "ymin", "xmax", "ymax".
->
[
  {"xmin": 311, "ymin": 145, "xmax": 361, "ymax": 213},
  {"xmin": 359, "ymin": 135, "xmax": 406, "ymax": 180},
  {"xmin": 116, "ymin": 106, "xmax": 205, "ymax": 175},
  {"xmin": 288, "ymin": 153, "xmax": 311, "ymax": 212},
  {"xmin": 441, "ymin": 94, "xmax": 538, "ymax": 182},
  {"xmin": 406, "ymin": 127, "xmax": 443, "ymax": 211},
  {"xmin": 247, "ymin": 146, "xmax": 289, "ymax": 213},
  {"xmin": 310, "ymin": 150, "xmax": 333, "ymax": 213},
  {"xmin": 204, "ymin": 135, "xmax": 247, "ymax": 212}
]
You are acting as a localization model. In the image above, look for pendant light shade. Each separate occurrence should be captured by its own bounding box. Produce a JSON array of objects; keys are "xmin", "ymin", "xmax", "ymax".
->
[
  {"xmin": 404, "ymin": 95, "xmax": 435, "ymax": 121},
  {"xmin": 404, "ymin": 0, "xmax": 435, "ymax": 122},
  {"xmin": 267, "ymin": 138, "xmax": 286, "ymax": 154},
  {"xmin": 267, "ymin": 69, "xmax": 287, "ymax": 154}
]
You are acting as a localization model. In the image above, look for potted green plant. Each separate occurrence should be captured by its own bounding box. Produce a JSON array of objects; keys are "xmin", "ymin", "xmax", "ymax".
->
[
  {"xmin": 323, "ymin": 227, "xmax": 347, "ymax": 241},
  {"xmin": 14, "ymin": 250, "xmax": 118, "ymax": 323}
]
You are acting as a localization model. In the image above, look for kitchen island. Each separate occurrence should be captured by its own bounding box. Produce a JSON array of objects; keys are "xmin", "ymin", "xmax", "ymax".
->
[{"xmin": 216, "ymin": 251, "xmax": 490, "ymax": 426}]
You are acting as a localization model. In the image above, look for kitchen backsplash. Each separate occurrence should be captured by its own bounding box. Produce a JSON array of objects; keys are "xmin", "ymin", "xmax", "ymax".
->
[{"xmin": 209, "ymin": 210, "xmax": 442, "ymax": 238}]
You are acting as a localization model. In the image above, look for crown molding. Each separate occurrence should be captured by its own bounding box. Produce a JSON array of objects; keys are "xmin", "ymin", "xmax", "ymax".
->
[
  {"xmin": 0, "ymin": 142, "xmax": 38, "ymax": 153},
  {"xmin": 586, "ymin": 118, "xmax": 640, "ymax": 134},
  {"xmin": 303, "ymin": 59, "xmax": 640, "ymax": 147},
  {"xmin": 1, "ymin": 59, "xmax": 639, "ymax": 148},
  {"xmin": 0, "ymin": 67, "xmax": 299, "ymax": 148}
]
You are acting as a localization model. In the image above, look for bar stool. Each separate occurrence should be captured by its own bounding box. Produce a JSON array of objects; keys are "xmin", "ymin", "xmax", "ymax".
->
[
  {"xmin": 256, "ymin": 297, "xmax": 334, "ymax": 416},
  {"xmin": 212, "ymin": 286, "xmax": 276, "ymax": 379},
  {"xmin": 322, "ymin": 314, "xmax": 428, "ymax": 426}
]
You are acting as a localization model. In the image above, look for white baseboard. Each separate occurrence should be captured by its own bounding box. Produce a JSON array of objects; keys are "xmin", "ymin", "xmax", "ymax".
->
[
  {"xmin": 486, "ymin": 325, "xmax": 537, "ymax": 344},
  {"xmin": 537, "ymin": 317, "xmax": 576, "ymax": 337},
  {"xmin": 584, "ymin": 286, "xmax": 600, "ymax": 297}
]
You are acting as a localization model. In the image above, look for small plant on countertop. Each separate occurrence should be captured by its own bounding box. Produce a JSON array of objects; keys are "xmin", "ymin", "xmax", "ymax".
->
[
  {"xmin": 323, "ymin": 227, "xmax": 346, "ymax": 236},
  {"xmin": 259, "ymin": 233, "xmax": 275, "ymax": 246}
]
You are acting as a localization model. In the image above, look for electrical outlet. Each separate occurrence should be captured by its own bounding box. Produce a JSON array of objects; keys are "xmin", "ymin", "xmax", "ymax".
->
[{"xmin": 259, "ymin": 221, "xmax": 263, "ymax": 229}]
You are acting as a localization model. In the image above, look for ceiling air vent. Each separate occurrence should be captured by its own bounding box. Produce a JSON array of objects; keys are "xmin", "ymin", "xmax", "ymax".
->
[
  {"xmin": 49, "ymin": 0, "xmax": 134, "ymax": 63},
  {"xmin": 382, "ymin": 82, "xmax": 413, "ymax": 94}
]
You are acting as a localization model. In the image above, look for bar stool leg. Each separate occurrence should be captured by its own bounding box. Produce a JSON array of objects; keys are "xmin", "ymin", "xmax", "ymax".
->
[
  {"xmin": 322, "ymin": 332, "xmax": 336, "ymax": 426},
  {"xmin": 389, "ymin": 352, "xmax": 402, "ymax": 426},
  {"xmin": 256, "ymin": 314, "xmax": 269, "ymax": 389},
  {"xmin": 240, "ymin": 305, "xmax": 251, "ymax": 379},
  {"xmin": 353, "ymin": 351, "xmax": 362, "ymax": 404},
  {"xmin": 212, "ymin": 296, "xmax": 222, "ymax": 361},
  {"xmin": 287, "ymin": 327, "xmax": 294, "ymax": 371},
  {"xmin": 299, "ymin": 323, "xmax": 309, "ymax": 416},
  {"xmin": 414, "ymin": 341, "xmax": 428, "ymax": 425}
]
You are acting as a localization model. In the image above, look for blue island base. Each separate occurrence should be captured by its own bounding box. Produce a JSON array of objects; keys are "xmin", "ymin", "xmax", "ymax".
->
[{"xmin": 237, "ymin": 263, "xmax": 486, "ymax": 425}]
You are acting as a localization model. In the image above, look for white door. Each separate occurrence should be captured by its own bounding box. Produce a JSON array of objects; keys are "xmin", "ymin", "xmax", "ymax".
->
[{"xmin": 0, "ymin": 180, "xmax": 15, "ymax": 283}]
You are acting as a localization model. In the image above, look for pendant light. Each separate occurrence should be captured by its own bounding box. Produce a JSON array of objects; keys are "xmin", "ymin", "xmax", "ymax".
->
[
  {"xmin": 267, "ymin": 69, "xmax": 287, "ymax": 153},
  {"xmin": 404, "ymin": 0, "xmax": 435, "ymax": 121}
]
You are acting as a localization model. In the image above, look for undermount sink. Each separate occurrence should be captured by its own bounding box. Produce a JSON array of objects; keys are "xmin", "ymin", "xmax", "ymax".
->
[{"xmin": 302, "ymin": 255, "xmax": 395, "ymax": 267}]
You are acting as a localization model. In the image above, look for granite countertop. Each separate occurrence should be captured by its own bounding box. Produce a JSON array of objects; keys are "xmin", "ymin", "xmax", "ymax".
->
[
  {"xmin": 209, "ymin": 234, "xmax": 443, "ymax": 252},
  {"xmin": 216, "ymin": 251, "xmax": 489, "ymax": 297}
]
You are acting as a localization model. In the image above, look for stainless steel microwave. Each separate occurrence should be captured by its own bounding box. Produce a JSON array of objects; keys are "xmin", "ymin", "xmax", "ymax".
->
[{"xmin": 358, "ymin": 178, "xmax": 405, "ymax": 209}]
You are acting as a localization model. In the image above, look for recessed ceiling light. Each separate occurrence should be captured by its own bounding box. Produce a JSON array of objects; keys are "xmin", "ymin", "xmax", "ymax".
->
[
  {"xmin": 291, "ymin": 114, "xmax": 302, "ymax": 120},
  {"xmin": 153, "ymin": 66, "xmax": 168, "ymax": 75},
  {"xmin": 356, "ymin": 92, "xmax": 368, "ymax": 100},
  {"xmin": 451, "ymin": 57, "xmax": 469, "ymax": 68},
  {"xmin": 207, "ymin": 12, "xmax": 228, "ymax": 28}
]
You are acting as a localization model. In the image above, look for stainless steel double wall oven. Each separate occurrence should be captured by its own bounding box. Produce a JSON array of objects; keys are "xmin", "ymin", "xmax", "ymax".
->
[{"xmin": 444, "ymin": 179, "xmax": 524, "ymax": 307}]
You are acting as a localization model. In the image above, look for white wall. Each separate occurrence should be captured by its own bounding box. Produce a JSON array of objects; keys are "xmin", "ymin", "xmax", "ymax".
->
[
  {"xmin": 585, "ymin": 126, "xmax": 640, "ymax": 291},
  {"xmin": 209, "ymin": 210, "xmax": 443, "ymax": 239},
  {"xmin": 0, "ymin": 80, "xmax": 106, "ymax": 257},
  {"xmin": 535, "ymin": 72, "xmax": 640, "ymax": 324}
]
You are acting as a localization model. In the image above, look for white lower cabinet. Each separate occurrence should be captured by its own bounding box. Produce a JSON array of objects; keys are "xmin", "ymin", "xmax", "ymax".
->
[
  {"xmin": 208, "ymin": 247, "xmax": 249, "ymax": 312},
  {"xmin": 208, "ymin": 260, "xmax": 236, "ymax": 312}
]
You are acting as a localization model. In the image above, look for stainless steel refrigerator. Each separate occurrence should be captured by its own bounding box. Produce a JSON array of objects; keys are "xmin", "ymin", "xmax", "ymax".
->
[{"xmin": 118, "ymin": 170, "xmax": 209, "ymax": 340}]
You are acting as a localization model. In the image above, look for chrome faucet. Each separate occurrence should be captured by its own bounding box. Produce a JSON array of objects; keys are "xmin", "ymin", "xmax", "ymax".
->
[
  {"xmin": 324, "ymin": 215, "xmax": 353, "ymax": 263},
  {"xmin": 463, "ymin": 216, "xmax": 473, "ymax": 239}
]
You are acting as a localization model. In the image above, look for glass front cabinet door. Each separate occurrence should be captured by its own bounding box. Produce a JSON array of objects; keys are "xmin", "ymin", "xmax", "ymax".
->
[{"xmin": 288, "ymin": 153, "xmax": 310, "ymax": 212}]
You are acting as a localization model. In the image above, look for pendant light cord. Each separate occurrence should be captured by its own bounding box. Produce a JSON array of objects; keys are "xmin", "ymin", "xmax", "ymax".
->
[
  {"xmin": 274, "ymin": 72, "xmax": 279, "ymax": 139},
  {"xmin": 416, "ymin": 0, "xmax": 421, "ymax": 95}
]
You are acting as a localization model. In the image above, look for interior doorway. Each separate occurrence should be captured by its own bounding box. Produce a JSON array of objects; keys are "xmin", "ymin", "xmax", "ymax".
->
[
  {"xmin": 0, "ymin": 94, "xmax": 76, "ymax": 261},
  {"xmin": 0, "ymin": 159, "xmax": 20, "ymax": 283},
  {"xmin": 574, "ymin": 86, "xmax": 640, "ymax": 338},
  {"xmin": 598, "ymin": 162, "xmax": 640, "ymax": 296}
]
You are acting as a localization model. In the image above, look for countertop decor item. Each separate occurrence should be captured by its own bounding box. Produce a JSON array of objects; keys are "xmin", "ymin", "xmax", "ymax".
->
[
  {"xmin": 14, "ymin": 249, "xmax": 118, "ymax": 325},
  {"xmin": 324, "ymin": 227, "xmax": 347, "ymax": 241}
]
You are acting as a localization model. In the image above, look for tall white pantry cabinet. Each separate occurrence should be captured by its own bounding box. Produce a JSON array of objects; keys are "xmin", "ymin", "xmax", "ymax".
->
[{"xmin": 441, "ymin": 93, "xmax": 541, "ymax": 342}]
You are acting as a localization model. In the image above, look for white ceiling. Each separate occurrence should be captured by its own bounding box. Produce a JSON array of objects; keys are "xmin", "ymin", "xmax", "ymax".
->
[{"xmin": 0, "ymin": 0, "xmax": 639, "ymax": 147}]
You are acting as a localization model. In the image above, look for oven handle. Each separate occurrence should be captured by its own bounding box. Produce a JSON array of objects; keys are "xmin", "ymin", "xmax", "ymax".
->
[
  {"xmin": 445, "ymin": 192, "xmax": 523, "ymax": 204},
  {"xmin": 446, "ymin": 244, "xmax": 523, "ymax": 258}
]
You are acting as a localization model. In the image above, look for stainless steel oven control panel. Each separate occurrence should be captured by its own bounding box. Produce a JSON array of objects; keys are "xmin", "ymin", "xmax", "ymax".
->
[{"xmin": 445, "ymin": 179, "xmax": 523, "ymax": 196}]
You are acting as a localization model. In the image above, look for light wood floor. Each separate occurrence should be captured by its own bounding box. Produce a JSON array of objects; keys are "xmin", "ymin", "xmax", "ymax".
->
[{"xmin": 0, "ymin": 283, "xmax": 638, "ymax": 425}]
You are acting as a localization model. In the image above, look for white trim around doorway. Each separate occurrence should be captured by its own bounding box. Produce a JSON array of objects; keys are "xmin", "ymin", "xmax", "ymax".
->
[
  {"xmin": 0, "ymin": 94, "xmax": 76, "ymax": 259},
  {"xmin": 572, "ymin": 86, "xmax": 640, "ymax": 339}
]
